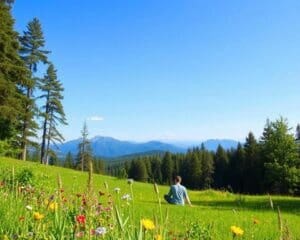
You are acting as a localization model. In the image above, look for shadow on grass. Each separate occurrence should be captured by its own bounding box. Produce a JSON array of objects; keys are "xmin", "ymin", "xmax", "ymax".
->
[
  {"xmin": 190, "ymin": 199, "xmax": 300, "ymax": 216},
  {"xmin": 141, "ymin": 198, "xmax": 300, "ymax": 216}
]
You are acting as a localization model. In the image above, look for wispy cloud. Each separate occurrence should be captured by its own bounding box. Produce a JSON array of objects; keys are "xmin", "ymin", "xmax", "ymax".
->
[{"xmin": 86, "ymin": 116, "xmax": 104, "ymax": 121}]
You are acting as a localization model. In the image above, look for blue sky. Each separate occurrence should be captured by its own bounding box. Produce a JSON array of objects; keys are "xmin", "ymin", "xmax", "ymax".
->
[{"xmin": 12, "ymin": 0, "xmax": 300, "ymax": 141}]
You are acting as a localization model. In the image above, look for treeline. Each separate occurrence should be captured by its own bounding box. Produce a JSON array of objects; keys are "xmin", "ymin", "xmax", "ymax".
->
[
  {"xmin": 108, "ymin": 118, "xmax": 300, "ymax": 195},
  {"xmin": 0, "ymin": 0, "xmax": 66, "ymax": 163}
]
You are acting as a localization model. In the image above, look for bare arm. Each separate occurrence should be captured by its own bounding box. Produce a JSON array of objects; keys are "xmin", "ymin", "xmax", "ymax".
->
[
  {"xmin": 185, "ymin": 196, "xmax": 192, "ymax": 206},
  {"xmin": 184, "ymin": 189, "xmax": 192, "ymax": 206}
]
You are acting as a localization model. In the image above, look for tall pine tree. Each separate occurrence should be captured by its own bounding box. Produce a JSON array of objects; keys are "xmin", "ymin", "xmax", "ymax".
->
[
  {"xmin": 40, "ymin": 63, "xmax": 66, "ymax": 164},
  {"xmin": 0, "ymin": 0, "xmax": 29, "ymax": 156},
  {"xmin": 213, "ymin": 145, "xmax": 229, "ymax": 189},
  {"xmin": 161, "ymin": 152, "xmax": 174, "ymax": 184},
  {"xmin": 76, "ymin": 122, "xmax": 93, "ymax": 171},
  {"xmin": 19, "ymin": 18, "xmax": 50, "ymax": 160},
  {"xmin": 244, "ymin": 132, "xmax": 262, "ymax": 193}
]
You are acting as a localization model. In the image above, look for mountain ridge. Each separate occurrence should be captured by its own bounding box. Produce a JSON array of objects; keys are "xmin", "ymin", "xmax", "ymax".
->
[{"xmin": 54, "ymin": 136, "xmax": 239, "ymax": 158}]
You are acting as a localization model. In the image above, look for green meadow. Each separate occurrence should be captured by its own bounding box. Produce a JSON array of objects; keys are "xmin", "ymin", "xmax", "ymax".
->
[{"xmin": 0, "ymin": 157, "xmax": 299, "ymax": 240}]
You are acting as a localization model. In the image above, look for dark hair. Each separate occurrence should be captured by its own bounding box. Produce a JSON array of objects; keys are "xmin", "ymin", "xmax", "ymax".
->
[{"xmin": 174, "ymin": 176, "xmax": 182, "ymax": 183}]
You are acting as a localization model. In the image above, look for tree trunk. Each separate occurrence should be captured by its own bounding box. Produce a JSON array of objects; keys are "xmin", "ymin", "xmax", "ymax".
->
[
  {"xmin": 40, "ymin": 91, "xmax": 50, "ymax": 164},
  {"xmin": 45, "ymin": 111, "xmax": 53, "ymax": 165},
  {"xmin": 40, "ymin": 118, "xmax": 47, "ymax": 164},
  {"xmin": 20, "ymin": 87, "xmax": 31, "ymax": 161}
]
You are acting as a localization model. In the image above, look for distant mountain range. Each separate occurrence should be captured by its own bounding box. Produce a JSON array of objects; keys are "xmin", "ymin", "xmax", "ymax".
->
[{"xmin": 54, "ymin": 136, "xmax": 239, "ymax": 159}]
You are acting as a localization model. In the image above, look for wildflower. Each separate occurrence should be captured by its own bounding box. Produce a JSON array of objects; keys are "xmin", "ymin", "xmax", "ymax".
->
[
  {"xmin": 253, "ymin": 218, "xmax": 260, "ymax": 224},
  {"xmin": 99, "ymin": 191, "xmax": 105, "ymax": 196},
  {"xmin": 33, "ymin": 212, "xmax": 44, "ymax": 220},
  {"xmin": 141, "ymin": 219, "xmax": 155, "ymax": 230},
  {"xmin": 230, "ymin": 226, "xmax": 244, "ymax": 236},
  {"xmin": 44, "ymin": 199, "xmax": 49, "ymax": 205},
  {"xmin": 121, "ymin": 194, "xmax": 131, "ymax": 201},
  {"xmin": 2, "ymin": 235, "xmax": 9, "ymax": 240},
  {"xmin": 104, "ymin": 207, "xmax": 112, "ymax": 212},
  {"xmin": 155, "ymin": 234, "xmax": 163, "ymax": 240},
  {"xmin": 19, "ymin": 216, "xmax": 25, "ymax": 221},
  {"xmin": 76, "ymin": 193, "xmax": 82, "ymax": 198},
  {"xmin": 49, "ymin": 202, "xmax": 58, "ymax": 211},
  {"xmin": 60, "ymin": 188, "xmax": 64, "ymax": 193},
  {"xmin": 114, "ymin": 187, "xmax": 121, "ymax": 193},
  {"xmin": 76, "ymin": 215, "xmax": 86, "ymax": 224},
  {"xmin": 127, "ymin": 178, "xmax": 134, "ymax": 185},
  {"xmin": 75, "ymin": 232, "xmax": 84, "ymax": 238},
  {"xmin": 26, "ymin": 205, "xmax": 33, "ymax": 211},
  {"xmin": 95, "ymin": 227, "xmax": 107, "ymax": 236}
]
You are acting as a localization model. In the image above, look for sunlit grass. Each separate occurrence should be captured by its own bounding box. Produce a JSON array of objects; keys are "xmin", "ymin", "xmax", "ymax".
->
[{"xmin": 0, "ymin": 157, "xmax": 299, "ymax": 239}]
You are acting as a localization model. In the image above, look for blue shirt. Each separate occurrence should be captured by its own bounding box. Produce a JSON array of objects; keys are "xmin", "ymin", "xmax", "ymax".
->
[{"xmin": 167, "ymin": 184, "xmax": 188, "ymax": 205}]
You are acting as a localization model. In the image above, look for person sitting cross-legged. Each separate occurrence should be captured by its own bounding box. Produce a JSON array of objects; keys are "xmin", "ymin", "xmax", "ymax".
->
[{"xmin": 164, "ymin": 176, "xmax": 192, "ymax": 206}]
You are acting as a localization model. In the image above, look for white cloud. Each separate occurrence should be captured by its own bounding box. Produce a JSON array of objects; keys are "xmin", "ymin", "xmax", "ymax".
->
[{"xmin": 87, "ymin": 116, "xmax": 104, "ymax": 121}]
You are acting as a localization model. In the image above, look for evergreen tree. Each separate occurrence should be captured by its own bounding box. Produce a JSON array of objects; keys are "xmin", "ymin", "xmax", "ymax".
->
[
  {"xmin": 64, "ymin": 151, "xmax": 74, "ymax": 168},
  {"xmin": 296, "ymin": 124, "xmax": 300, "ymax": 141},
  {"xmin": 76, "ymin": 122, "xmax": 93, "ymax": 171},
  {"xmin": 0, "ymin": 0, "xmax": 29, "ymax": 155},
  {"xmin": 19, "ymin": 18, "xmax": 50, "ymax": 160},
  {"xmin": 261, "ymin": 117, "xmax": 300, "ymax": 194},
  {"xmin": 94, "ymin": 158, "xmax": 105, "ymax": 174},
  {"xmin": 161, "ymin": 152, "xmax": 174, "ymax": 184},
  {"xmin": 187, "ymin": 150, "xmax": 202, "ymax": 189},
  {"xmin": 150, "ymin": 157, "xmax": 162, "ymax": 183},
  {"xmin": 213, "ymin": 145, "xmax": 229, "ymax": 189},
  {"xmin": 40, "ymin": 63, "xmax": 67, "ymax": 164},
  {"xmin": 129, "ymin": 159, "xmax": 148, "ymax": 182},
  {"xmin": 48, "ymin": 154, "xmax": 59, "ymax": 166},
  {"xmin": 200, "ymin": 144, "xmax": 214, "ymax": 189},
  {"xmin": 228, "ymin": 143, "xmax": 245, "ymax": 192},
  {"xmin": 244, "ymin": 132, "xmax": 262, "ymax": 193}
]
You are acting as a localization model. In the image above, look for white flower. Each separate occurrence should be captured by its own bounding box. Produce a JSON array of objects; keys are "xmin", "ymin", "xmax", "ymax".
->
[
  {"xmin": 127, "ymin": 178, "xmax": 134, "ymax": 185},
  {"xmin": 95, "ymin": 227, "xmax": 107, "ymax": 236},
  {"xmin": 26, "ymin": 205, "xmax": 33, "ymax": 211},
  {"xmin": 121, "ymin": 194, "xmax": 131, "ymax": 201},
  {"xmin": 114, "ymin": 187, "xmax": 121, "ymax": 193}
]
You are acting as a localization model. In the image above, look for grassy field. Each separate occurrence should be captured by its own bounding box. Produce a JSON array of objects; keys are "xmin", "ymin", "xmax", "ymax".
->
[{"xmin": 0, "ymin": 157, "xmax": 299, "ymax": 239}]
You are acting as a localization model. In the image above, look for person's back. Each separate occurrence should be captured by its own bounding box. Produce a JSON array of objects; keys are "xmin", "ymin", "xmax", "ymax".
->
[
  {"xmin": 169, "ymin": 184, "xmax": 187, "ymax": 205},
  {"xmin": 164, "ymin": 176, "xmax": 192, "ymax": 206}
]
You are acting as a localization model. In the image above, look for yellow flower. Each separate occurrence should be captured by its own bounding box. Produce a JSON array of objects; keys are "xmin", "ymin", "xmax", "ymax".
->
[
  {"xmin": 44, "ymin": 199, "xmax": 49, "ymax": 205},
  {"xmin": 2, "ymin": 235, "xmax": 9, "ymax": 240},
  {"xmin": 155, "ymin": 234, "xmax": 163, "ymax": 240},
  {"xmin": 49, "ymin": 202, "xmax": 58, "ymax": 211},
  {"xmin": 33, "ymin": 212, "xmax": 44, "ymax": 220},
  {"xmin": 141, "ymin": 219, "xmax": 155, "ymax": 230},
  {"xmin": 230, "ymin": 226, "xmax": 244, "ymax": 236},
  {"xmin": 253, "ymin": 218, "xmax": 260, "ymax": 224}
]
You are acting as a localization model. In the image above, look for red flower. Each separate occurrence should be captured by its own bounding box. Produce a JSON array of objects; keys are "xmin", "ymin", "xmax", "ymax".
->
[
  {"xmin": 99, "ymin": 191, "xmax": 105, "ymax": 196},
  {"xmin": 60, "ymin": 188, "xmax": 64, "ymax": 193},
  {"xmin": 76, "ymin": 215, "xmax": 86, "ymax": 224},
  {"xmin": 75, "ymin": 232, "xmax": 84, "ymax": 238}
]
